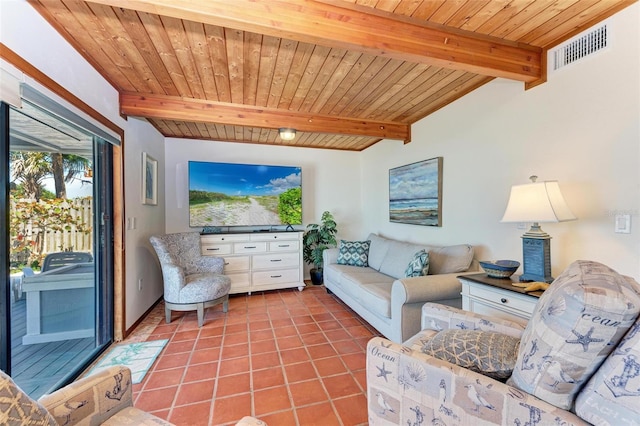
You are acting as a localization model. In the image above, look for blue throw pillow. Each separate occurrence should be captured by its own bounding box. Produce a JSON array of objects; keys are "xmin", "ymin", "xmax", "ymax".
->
[
  {"xmin": 337, "ymin": 240, "xmax": 370, "ymax": 267},
  {"xmin": 405, "ymin": 249, "xmax": 430, "ymax": 277}
]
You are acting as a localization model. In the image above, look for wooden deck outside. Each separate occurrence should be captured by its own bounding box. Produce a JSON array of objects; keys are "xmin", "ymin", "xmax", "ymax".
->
[{"xmin": 10, "ymin": 295, "xmax": 95, "ymax": 398}]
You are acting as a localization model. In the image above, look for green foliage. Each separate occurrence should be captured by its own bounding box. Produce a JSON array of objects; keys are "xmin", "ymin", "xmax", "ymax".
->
[
  {"xmin": 278, "ymin": 187, "xmax": 302, "ymax": 225},
  {"xmin": 303, "ymin": 211, "xmax": 338, "ymax": 270},
  {"xmin": 189, "ymin": 190, "xmax": 231, "ymax": 205},
  {"xmin": 9, "ymin": 194, "xmax": 91, "ymax": 273},
  {"xmin": 11, "ymin": 183, "xmax": 55, "ymax": 200}
]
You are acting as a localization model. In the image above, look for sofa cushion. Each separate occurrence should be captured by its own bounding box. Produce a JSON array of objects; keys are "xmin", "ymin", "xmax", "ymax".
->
[
  {"xmin": 421, "ymin": 329, "xmax": 521, "ymax": 380},
  {"xmin": 354, "ymin": 282, "xmax": 393, "ymax": 319},
  {"xmin": 379, "ymin": 240, "xmax": 427, "ymax": 279},
  {"xmin": 337, "ymin": 240, "xmax": 370, "ymax": 267},
  {"xmin": 575, "ymin": 303, "xmax": 640, "ymax": 425},
  {"xmin": 366, "ymin": 233, "xmax": 391, "ymax": 271},
  {"xmin": 340, "ymin": 267, "xmax": 394, "ymax": 286},
  {"xmin": 325, "ymin": 264, "xmax": 390, "ymax": 290},
  {"xmin": 339, "ymin": 270, "xmax": 394, "ymax": 318},
  {"xmin": 404, "ymin": 249, "xmax": 430, "ymax": 277},
  {"xmin": 509, "ymin": 260, "xmax": 640, "ymax": 410},
  {"xmin": 427, "ymin": 244, "xmax": 474, "ymax": 274}
]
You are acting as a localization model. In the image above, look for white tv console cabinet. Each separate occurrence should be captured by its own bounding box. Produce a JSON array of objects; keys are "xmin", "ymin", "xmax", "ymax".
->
[{"xmin": 200, "ymin": 231, "xmax": 305, "ymax": 294}]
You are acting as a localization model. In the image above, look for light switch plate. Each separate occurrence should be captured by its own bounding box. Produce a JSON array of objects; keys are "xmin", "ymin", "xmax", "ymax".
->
[{"xmin": 615, "ymin": 214, "xmax": 631, "ymax": 234}]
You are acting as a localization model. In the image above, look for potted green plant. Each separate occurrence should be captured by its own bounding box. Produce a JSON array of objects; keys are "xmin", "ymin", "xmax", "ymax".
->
[{"xmin": 303, "ymin": 211, "xmax": 338, "ymax": 285}]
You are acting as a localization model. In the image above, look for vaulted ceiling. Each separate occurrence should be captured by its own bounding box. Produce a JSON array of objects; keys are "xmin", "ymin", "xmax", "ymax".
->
[{"xmin": 29, "ymin": 0, "xmax": 635, "ymax": 151}]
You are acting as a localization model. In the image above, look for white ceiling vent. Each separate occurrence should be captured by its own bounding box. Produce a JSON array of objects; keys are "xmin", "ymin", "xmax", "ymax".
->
[{"xmin": 552, "ymin": 24, "xmax": 608, "ymax": 71}]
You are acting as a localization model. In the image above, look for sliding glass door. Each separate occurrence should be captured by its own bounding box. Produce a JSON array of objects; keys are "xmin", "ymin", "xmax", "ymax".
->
[{"xmin": 1, "ymin": 98, "xmax": 113, "ymax": 398}]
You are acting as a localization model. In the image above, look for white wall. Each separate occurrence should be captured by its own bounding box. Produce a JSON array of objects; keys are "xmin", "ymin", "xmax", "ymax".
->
[
  {"xmin": 361, "ymin": 4, "xmax": 640, "ymax": 279},
  {"xmin": 163, "ymin": 139, "xmax": 364, "ymax": 241},
  {"xmin": 1, "ymin": 0, "xmax": 166, "ymax": 330},
  {"xmin": 163, "ymin": 140, "xmax": 364, "ymax": 278},
  {"xmin": 123, "ymin": 118, "xmax": 165, "ymax": 329}
]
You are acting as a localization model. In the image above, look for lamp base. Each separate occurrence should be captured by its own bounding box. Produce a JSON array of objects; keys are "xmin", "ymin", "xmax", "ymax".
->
[{"xmin": 520, "ymin": 235, "xmax": 554, "ymax": 283}]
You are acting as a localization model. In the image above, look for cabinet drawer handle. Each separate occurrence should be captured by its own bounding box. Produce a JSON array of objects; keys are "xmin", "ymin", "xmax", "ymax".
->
[
  {"xmin": 271, "ymin": 275, "xmax": 282, "ymax": 278},
  {"xmin": 244, "ymin": 246, "xmax": 257, "ymax": 249},
  {"xmin": 501, "ymin": 298, "xmax": 508, "ymax": 304},
  {"xmin": 224, "ymin": 262, "xmax": 230, "ymax": 265},
  {"xmin": 278, "ymin": 244, "xmax": 290, "ymax": 248},
  {"xmin": 270, "ymin": 259, "xmax": 282, "ymax": 262},
  {"xmin": 207, "ymin": 248, "xmax": 220, "ymax": 251}
]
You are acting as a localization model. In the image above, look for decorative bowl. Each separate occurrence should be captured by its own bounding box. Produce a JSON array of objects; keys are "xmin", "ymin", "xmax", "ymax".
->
[{"xmin": 479, "ymin": 260, "xmax": 520, "ymax": 278}]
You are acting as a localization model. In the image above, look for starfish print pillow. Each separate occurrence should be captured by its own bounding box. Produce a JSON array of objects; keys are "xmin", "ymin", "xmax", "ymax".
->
[{"xmin": 508, "ymin": 260, "xmax": 640, "ymax": 410}]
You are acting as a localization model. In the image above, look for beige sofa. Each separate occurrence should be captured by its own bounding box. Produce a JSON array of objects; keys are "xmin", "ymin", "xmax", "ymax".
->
[{"xmin": 323, "ymin": 233, "xmax": 477, "ymax": 343}]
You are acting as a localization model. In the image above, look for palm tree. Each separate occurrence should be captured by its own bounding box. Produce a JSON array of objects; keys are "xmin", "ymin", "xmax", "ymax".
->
[
  {"xmin": 10, "ymin": 151, "xmax": 50, "ymax": 200},
  {"xmin": 51, "ymin": 153, "xmax": 90, "ymax": 198},
  {"xmin": 51, "ymin": 153, "xmax": 66, "ymax": 198},
  {"xmin": 11, "ymin": 151, "xmax": 91, "ymax": 200}
]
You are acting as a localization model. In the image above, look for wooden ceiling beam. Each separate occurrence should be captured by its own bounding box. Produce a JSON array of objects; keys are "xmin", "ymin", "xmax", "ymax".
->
[
  {"xmin": 120, "ymin": 92, "xmax": 411, "ymax": 141},
  {"xmin": 87, "ymin": 0, "xmax": 542, "ymax": 83}
]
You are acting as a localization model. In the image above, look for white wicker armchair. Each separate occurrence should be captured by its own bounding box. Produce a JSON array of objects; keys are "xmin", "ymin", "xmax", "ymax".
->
[{"xmin": 150, "ymin": 232, "xmax": 231, "ymax": 327}]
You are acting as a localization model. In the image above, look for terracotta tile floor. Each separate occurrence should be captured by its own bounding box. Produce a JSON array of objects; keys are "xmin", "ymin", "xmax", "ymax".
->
[{"xmin": 130, "ymin": 285, "xmax": 380, "ymax": 425}]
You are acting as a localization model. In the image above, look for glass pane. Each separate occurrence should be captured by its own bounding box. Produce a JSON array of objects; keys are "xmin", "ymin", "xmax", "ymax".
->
[{"xmin": 8, "ymin": 102, "xmax": 109, "ymax": 397}]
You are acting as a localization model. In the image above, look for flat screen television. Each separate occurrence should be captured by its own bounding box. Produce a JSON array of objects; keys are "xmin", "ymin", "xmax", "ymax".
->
[{"xmin": 188, "ymin": 161, "xmax": 302, "ymax": 228}]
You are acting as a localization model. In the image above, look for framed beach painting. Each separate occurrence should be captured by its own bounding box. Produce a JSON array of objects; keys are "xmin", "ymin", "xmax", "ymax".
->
[
  {"xmin": 142, "ymin": 152, "xmax": 158, "ymax": 205},
  {"xmin": 389, "ymin": 157, "xmax": 442, "ymax": 226}
]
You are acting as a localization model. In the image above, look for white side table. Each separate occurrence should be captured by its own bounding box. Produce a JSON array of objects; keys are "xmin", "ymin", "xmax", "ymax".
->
[{"xmin": 458, "ymin": 273, "xmax": 543, "ymax": 324}]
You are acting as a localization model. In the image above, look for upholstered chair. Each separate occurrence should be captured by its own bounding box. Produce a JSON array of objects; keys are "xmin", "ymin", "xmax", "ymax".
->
[
  {"xmin": 366, "ymin": 260, "xmax": 640, "ymax": 425},
  {"xmin": 0, "ymin": 365, "xmax": 173, "ymax": 425},
  {"xmin": 0, "ymin": 365, "xmax": 268, "ymax": 425},
  {"xmin": 150, "ymin": 232, "xmax": 231, "ymax": 327}
]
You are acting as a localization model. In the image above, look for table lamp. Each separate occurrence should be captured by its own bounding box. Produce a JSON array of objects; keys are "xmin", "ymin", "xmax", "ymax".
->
[{"xmin": 501, "ymin": 176, "xmax": 576, "ymax": 283}]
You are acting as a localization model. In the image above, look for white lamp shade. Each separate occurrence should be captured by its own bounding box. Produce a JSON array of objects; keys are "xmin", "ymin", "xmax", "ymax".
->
[{"xmin": 501, "ymin": 181, "xmax": 576, "ymax": 223}]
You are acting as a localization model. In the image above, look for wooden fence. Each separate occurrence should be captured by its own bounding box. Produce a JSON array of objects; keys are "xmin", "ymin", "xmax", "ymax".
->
[
  {"xmin": 10, "ymin": 198, "xmax": 93, "ymax": 261},
  {"xmin": 42, "ymin": 198, "xmax": 93, "ymax": 253}
]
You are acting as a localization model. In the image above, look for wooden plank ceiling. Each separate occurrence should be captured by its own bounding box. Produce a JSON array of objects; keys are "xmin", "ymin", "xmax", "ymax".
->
[{"xmin": 29, "ymin": 0, "xmax": 635, "ymax": 151}]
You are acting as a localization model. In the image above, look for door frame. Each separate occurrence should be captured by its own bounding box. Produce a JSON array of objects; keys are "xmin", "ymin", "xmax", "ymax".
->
[
  {"xmin": 0, "ymin": 103, "xmax": 9, "ymax": 369},
  {"xmin": 1, "ymin": 43, "xmax": 127, "ymax": 341}
]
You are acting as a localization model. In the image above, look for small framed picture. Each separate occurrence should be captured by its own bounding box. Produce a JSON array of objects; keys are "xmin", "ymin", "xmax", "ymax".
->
[{"xmin": 142, "ymin": 152, "xmax": 158, "ymax": 205}]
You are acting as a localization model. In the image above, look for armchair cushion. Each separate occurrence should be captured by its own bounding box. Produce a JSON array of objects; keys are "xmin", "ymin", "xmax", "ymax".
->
[
  {"xmin": 101, "ymin": 406, "xmax": 176, "ymax": 425},
  {"xmin": 575, "ymin": 314, "xmax": 640, "ymax": 425},
  {"xmin": 420, "ymin": 302, "xmax": 527, "ymax": 338},
  {"xmin": 509, "ymin": 260, "xmax": 640, "ymax": 410},
  {"xmin": 182, "ymin": 273, "xmax": 231, "ymax": 304},
  {"xmin": 420, "ymin": 329, "xmax": 520, "ymax": 380},
  {"xmin": 0, "ymin": 370, "xmax": 56, "ymax": 425}
]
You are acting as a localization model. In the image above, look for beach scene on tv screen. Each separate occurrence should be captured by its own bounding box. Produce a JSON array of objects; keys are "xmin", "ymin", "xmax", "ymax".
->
[{"xmin": 189, "ymin": 161, "xmax": 302, "ymax": 227}]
